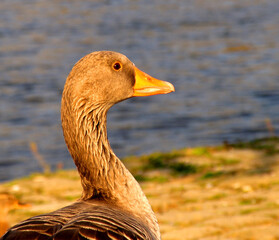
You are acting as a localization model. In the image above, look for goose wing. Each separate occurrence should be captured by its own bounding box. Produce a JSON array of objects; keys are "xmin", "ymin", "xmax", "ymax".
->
[{"xmin": 1, "ymin": 201, "xmax": 155, "ymax": 240}]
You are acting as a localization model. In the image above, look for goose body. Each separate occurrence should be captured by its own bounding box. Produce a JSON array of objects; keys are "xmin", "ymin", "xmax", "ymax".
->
[{"xmin": 1, "ymin": 51, "xmax": 174, "ymax": 240}]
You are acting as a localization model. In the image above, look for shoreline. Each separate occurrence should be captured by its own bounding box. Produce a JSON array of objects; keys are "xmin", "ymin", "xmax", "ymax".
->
[{"xmin": 1, "ymin": 137, "xmax": 279, "ymax": 239}]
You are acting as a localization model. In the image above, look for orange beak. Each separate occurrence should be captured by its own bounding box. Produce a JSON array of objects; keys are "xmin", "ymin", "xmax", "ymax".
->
[{"xmin": 132, "ymin": 66, "xmax": 175, "ymax": 97}]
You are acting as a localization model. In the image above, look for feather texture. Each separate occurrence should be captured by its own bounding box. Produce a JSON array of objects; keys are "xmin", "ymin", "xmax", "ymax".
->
[{"xmin": 2, "ymin": 201, "xmax": 156, "ymax": 240}]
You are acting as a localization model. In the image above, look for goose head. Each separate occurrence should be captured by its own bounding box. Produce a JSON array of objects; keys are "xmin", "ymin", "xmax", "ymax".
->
[{"xmin": 63, "ymin": 51, "xmax": 174, "ymax": 108}]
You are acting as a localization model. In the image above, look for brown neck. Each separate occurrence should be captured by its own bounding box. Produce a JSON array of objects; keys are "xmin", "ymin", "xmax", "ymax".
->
[
  {"xmin": 61, "ymin": 94, "xmax": 160, "ymax": 238},
  {"xmin": 61, "ymin": 96, "xmax": 113, "ymax": 199}
]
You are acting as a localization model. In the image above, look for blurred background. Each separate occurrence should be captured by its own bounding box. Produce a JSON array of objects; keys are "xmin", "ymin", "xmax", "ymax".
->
[{"xmin": 0, "ymin": 0, "xmax": 278, "ymax": 181}]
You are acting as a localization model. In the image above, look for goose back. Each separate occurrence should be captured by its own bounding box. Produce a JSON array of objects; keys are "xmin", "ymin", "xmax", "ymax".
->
[{"xmin": 2, "ymin": 200, "xmax": 157, "ymax": 240}]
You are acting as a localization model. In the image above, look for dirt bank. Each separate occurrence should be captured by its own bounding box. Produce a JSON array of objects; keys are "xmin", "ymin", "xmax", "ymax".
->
[{"xmin": 1, "ymin": 138, "xmax": 279, "ymax": 240}]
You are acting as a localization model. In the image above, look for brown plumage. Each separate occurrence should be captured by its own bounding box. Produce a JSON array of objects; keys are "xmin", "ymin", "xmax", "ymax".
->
[{"xmin": 1, "ymin": 51, "xmax": 174, "ymax": 240}]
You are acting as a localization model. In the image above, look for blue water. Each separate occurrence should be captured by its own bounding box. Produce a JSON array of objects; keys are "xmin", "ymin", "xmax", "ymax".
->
[{"xmin": 0, "ymin": 0, "xmax": 279, "ymax": 181}]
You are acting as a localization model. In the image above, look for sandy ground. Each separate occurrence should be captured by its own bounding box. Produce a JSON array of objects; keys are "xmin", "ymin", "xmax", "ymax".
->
[{"xmin": 1, "ymin": 141, "xmax": 279, "ymax": 240}]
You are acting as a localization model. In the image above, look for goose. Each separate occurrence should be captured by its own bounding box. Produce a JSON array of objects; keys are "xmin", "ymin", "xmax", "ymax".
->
[{"xmin": 1, "ymin": 51, "xmax": 174, "ymax": 240}]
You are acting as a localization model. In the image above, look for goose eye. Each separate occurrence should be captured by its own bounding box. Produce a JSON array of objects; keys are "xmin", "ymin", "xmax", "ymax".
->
[{"xmin": 113, "ymin": 62, "xmax": 122, "ymax": 71}]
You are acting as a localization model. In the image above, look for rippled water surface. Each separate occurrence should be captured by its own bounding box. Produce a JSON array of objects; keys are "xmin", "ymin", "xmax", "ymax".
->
[{"xmin": 0, "ymin": 0, "xmax": 279, "ymax": 181}]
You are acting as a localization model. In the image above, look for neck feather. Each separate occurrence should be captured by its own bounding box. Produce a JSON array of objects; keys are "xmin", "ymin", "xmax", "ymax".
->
[{"xmin": 61, "ymin": 95, "xmax": 160, "ymax": 238}]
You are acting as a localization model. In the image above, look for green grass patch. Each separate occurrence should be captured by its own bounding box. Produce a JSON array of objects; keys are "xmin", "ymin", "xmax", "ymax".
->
[
  {"xmin": 240, "ymin": 201, "xmax": 279, "ymax": 215},
  {"xmin": 239, "ymin": 197, "xmax": 265, "ymax": 205},
  {"xmin": 142, "ymin": 151, "xmax": 184, "ymax": 169},
  {"xmin": 170, "ymin": 186, "xmax": 186, "ymax": 193},
  {"xmin": 62, "ymin": 195, "xmax": 81, "ymax": 201},
  {"xmin": 135, "ymin": 175, "xmax": 169, "ymax": 183},
  {"xmin": 183, "ymin": 198, "xmax": 198, "ymax": 204},
  {"xmin": 265, "ymin": 202, "xmax": 279, "ymax": 209},
  {"xmin": 139, "ymin": 151, "xmax": 198, "ymax": 176},
  {"xmin": 208, "ymin": 193, "xmax": 227, "ymax": 200},
  {"xmin": 201, "ymin": 170, "xmax": 238, "ymax": 179},
  {"xmin": 229, "ymin": 137, "xmax": 279, "ymax": 155},
  {"xmin": 201, "ymin": 171, "xmax": 225, "ymax": 179},
  {"xmin": 51, "ymin": 170, "xmax": 80, "ymax": 180},
  {"xmin": 169, "ymin": 162, "xmax": 197, "ymax": 176},
  {"xmin": 217, "ymin": 157, "xmax": 240, "ymax": 166},
  {"xmin": 240, "ymin": 207, "xmax": 260, "ymax": 215},
  {"xmin": 190, "ymin": 147, "xmax": 210, "ymax": 156}
]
